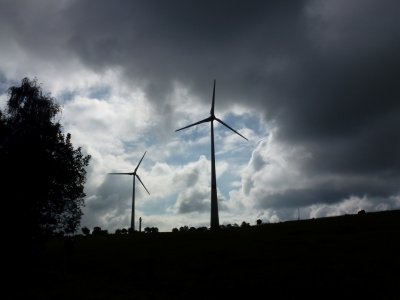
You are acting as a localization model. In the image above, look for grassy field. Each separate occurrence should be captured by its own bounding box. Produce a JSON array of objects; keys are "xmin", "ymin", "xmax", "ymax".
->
[{"xmin": 24, "ymin": 210, "xmax": 400, "ymax": 299}]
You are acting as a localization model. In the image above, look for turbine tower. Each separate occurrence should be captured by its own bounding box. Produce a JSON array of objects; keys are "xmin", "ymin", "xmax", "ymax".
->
[
  {"xmin": 175, "ymin": 80, "xmax": 247, "ymax": 230},
  {"xmin": 108, "ymin": 151, "xmax": 150, "ymax": 232}
]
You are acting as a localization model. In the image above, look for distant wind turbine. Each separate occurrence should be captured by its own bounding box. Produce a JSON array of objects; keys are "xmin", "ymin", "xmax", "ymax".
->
[
  {"xmin": 108, "ymin": 151, "xmax": 150, "ymax": 232},
  {"xmin": 175, "ymin": 80, "xmax": 247, "ymax": 230}
]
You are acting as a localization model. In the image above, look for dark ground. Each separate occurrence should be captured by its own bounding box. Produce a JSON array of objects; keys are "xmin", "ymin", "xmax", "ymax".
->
[{"xmin": 14, "ymin": 210, "xmax": 400, "ymax": 299}]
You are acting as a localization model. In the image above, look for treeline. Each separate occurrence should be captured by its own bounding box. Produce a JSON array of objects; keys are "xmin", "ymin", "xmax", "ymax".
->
[
  {"xmin": 80, "ymin": 219, "xmax": 264, "ymax": 236},
  {"xmin": 172, "ymin": 219, "xmax": 263, "ymax": 233},
  {"xmin": 80, "ymin": 226, "xmax": 159, "ymax": 236}
]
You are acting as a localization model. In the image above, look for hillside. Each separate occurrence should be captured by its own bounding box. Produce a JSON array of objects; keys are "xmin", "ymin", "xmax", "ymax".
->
[{"xmin": 26, "ymin": 210, "xmax": 400, "ymax": 299}]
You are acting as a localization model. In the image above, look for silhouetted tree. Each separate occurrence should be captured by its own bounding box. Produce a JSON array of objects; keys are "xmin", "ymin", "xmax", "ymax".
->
[
  {"xmin": 92, "ymin": 227, "xmax": 102, "ymax": 235},
  {"xmin": 115, "ymin": 228, "xmax": 129, "ymax": 235},
  {"xmin": 197, "ymin": 227, "xmax": 208, "ymax": 231},
  {"xmin": 144, "ymin": 227, "xmax": 159, "ymax": 234},
  {"xmin": 1, "ymin": 78, "xmax": 91, "ymax": 238},
  {"xmin": 92, "ymin": 226, "xmax": 108, "ymax": 235},
  {"xmin": 256, "ymin": 219, "xmax": 263, "ymax": 226},
  {"xmin": 179, "ymin": 226, "xmax": 189, "ymax": 232},
  {"xmin": 81, "ymin": 226, "xmax": 91, "ymax": 236},
  {"xmin": 241, "ymin": 221, "xmax": 250, "ymax": 228},
  {"xmin": 172, "ymin": 228, "xmax": 179, "ymax": 233}
]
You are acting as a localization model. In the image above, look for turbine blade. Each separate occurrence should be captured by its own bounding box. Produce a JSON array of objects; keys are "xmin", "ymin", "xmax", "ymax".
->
[
  {"xmin": 136, "ymin": 174, "xmax": 150, "ymax": 195},
  {"xmin": 210, "ymin": 80, "xmax": 216, "ymax": 116},
  {"xmin": 135, "ymin": 151, "xmax": 147, "ymax": 172},
  {"xmin": 175, "ymin": 116, "xmax": 212, "ymax": 132},
  {"xmin": 108, "ymin": 172, "xmax": 133, "ymax": 175},
  {"xmin": 215, "ymin": 117, "xmax": 248, "ymax": 141}
]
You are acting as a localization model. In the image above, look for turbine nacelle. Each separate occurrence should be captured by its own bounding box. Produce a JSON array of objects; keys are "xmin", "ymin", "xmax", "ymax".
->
[
  {"xmin": 108, "ymin": 151, "xmax": 150, "ymax": 195},
  {"xmin": 175, "ymin": 80, "xmax": 247, "ymax": 141}
]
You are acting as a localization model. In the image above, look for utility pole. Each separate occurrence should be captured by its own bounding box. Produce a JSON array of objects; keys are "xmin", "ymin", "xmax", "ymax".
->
[{"xmin": 139, "ymin": 217, "xmax": 142, "ymax": 233}]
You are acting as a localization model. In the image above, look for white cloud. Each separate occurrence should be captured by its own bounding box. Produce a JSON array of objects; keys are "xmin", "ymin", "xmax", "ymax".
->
[
  {"xmin": 309, "ymin": 196, "xmax": 371, "ymax": 218},
  {"xmin": 237, "ymin": 128, "xmax": 313, "ymax": 204}
]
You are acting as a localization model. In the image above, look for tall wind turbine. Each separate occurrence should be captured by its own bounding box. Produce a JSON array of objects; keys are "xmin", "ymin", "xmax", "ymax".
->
[
  {"xmin": 108, "ymin": 151, "xmax": 150, "ymax": 232},
  {"xmin": 175, "ymin": 80, "xmax": 247, "ymax": 230}
]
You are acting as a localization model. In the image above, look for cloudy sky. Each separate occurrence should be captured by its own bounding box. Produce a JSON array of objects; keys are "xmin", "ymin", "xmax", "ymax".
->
[{"xmin": 1, "ymin": 0, "xmax": 400, "ymax": 232}]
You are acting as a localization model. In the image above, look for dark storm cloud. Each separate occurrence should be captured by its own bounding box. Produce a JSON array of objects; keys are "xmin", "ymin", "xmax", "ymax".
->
[
  {"xmin": 2, "ymin": 0, "xmax": 400, "ymax": 208},
  {"xmin": 177, "ymin": 189, "xmax": 210, "ymax": 214},
  {"xmin": 0, "ymin": 73, "xmax": 10, "ymax": 95},
  {"xmin": 257, "ymin": 176, "xmax": 400, "ymax": 210},
  {"xmin": 87, "ymin": 175, "xmax": 132, "ymax": 214},
  {"xmin": 65, "ymin": 0, "xmax": 400, "ymax": 176},
  {"xmin": 58, "ymin": 0, "xmax": 308, "ymax": 103}
]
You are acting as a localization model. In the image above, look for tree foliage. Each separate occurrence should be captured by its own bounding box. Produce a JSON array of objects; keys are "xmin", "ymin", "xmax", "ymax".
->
[
  {"xmin": 82, "ymin": 226, "xmax": 91, "ymax": 236},
  {"xmin": 144, "ymin": 227, "xmax": 159, "ymax": 234},
  {"xmin": 0, "ymin": 78, "xmax": 90, "ymax": 237},
  {"xmin": 240, "ymin": 221, "xmax": 250, "ymax": 228},
  {"xmin": 92, "ymin": 226, "xmax": 108, "ymax": 235}
]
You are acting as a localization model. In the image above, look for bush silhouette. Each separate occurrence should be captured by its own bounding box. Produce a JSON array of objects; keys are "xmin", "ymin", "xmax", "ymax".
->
[
  {"xmin": 92, "ymin": 226, "xmax": 108, "ymax": 235},
  {"xmin": 144, "ymin": 227, "xmax": 159, "ymax": 234},
  {"xmin": 241, "ymin": 221, "xmax": 250, "ymax": 228},
  {"xmin": 82, "ymin": 227, "xmax": 91, "ymax": 236},
  {"xmin": 179, "ymin": 226, "xmax": 189, "ymax": 232}
]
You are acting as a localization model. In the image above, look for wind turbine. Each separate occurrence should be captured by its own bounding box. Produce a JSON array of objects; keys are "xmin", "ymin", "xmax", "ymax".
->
[
  {"xmin": 108, "ymin": 151, "xmax": 150, "ymax": 232},
  {"xmin": 175, "ymin": 80, "xmax": 247, "ymax": 230}
]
